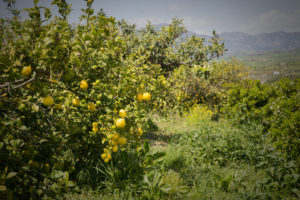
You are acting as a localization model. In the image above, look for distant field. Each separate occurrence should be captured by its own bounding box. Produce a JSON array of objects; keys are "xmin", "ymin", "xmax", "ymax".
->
[{"xmin": 224, "ymin": 49, "xmax": 300, "ymax": 82}]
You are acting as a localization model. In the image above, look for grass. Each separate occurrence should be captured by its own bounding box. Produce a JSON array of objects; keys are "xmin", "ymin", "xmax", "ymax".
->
[{"xmin": 66, "ymin": 105, "xmax": 299, "ymax": 199}]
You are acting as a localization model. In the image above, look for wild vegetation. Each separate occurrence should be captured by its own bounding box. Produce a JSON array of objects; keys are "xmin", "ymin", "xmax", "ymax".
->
[{"xmin": 0, "ymin": 0, "xmax": 299, "ymax": 199}]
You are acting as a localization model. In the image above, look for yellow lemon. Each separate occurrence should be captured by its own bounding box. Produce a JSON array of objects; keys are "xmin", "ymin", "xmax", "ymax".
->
[
  {"xmin": 119, "ymin": 109, "xmax": 127, "ymax": 117},
  {"xmin": 104, "ymin": 158, "xmax": 109, "ymax": 163},
  {"xmin": 106, "ymin": 154, "xmax": 112, "ymax": 160},
  {"xmin": 162, "ymin": 80, "xmax": 167, "ymax": 85},
  {"xmin": 92, "ymin": 122, "xmax": 98, "ymax": 127},
  {"xmin": 72, "ymin": 98, "xmax": 80, "ymax": 106},
  {"xmin": 142, "ymin": 92, "xmax": 151, "ymax": 101},
  {"xmin": 101, "ymin": 153, "xmax": 107, "ymax": 160},
  {"xmin": 92, "ymin": 126, "xmax": 98, "ymax": 132},
  {"xmin": 137, "ymin": 127, "xmax": 143, "ymax": 136},
  {"xmin": 22, "ymin": 65, "xmax": 32, "ymax": 76},
  {"xmin": 115, "ymin": 118, "xmax": 126, "ymax": 128},
  {"xmin": 43, "ymin": 95, "xmax": 54, "ymax": 106},
  {"xmin": 136, "ymin": 93, "xmax": 143, "ymax": 102},
  {"xmin": 80, "ymin": 80, "xmax": 88, "ymax": 89},
  {"xmin": 88, "ymin": 102, "xmax": 96, "ymax": 111},
  {"xmin": 112, "ymin": 145, "xmax": 118, "ymax": 152},
  {"xmin": 118, "ymin": 137, "xmax": 127, "ymax": 146}
]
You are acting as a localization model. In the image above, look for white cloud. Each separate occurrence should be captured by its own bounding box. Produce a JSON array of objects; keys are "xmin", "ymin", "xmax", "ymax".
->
[{"xmin": 241, "ymin": 9, "xmax": 300, "ymax": 34}]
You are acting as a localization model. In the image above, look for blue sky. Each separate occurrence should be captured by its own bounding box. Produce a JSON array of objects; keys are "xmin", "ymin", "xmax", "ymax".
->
[{"xmin": 1, "ymin": 0, "xmax": 300, "ymax": 35}]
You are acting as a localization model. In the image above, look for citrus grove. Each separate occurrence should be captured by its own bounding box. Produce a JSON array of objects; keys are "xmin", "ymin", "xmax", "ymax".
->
[{"xmin": 0, "ymin": 0, "xmax": 226, "ymax": 198}]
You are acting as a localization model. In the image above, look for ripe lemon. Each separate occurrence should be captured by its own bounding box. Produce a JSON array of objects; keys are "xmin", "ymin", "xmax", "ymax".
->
[
  {"xmin": 142, "ymin": 92, "xmax": 151, "ymax": 101},
  {"xmin": 22, "ymin": 65, "xmax": 32, "ymax": 76},
  {"xmin": 136, "ymin": 93, "xmax": 143, "ymax": 102},
  {"xmin": 112, "ymin": 145, "xmax": 118, "ymax": 152},
  {"xmin": 92, "ymin": 122, "xmax": 98, "ymax": 127},
  {"xmin": 116, "ymin": 118, "xmax": 126, "ymax": 128},
  {"xmin": 80, "ymin": 80, "xmax": 88, "ymax": 89},
  {"xmin": 43, "ymin": 95, "xmax": 54, "ymax": 106},
  {"xmin": 101, "ymin": 153, "xmax": 106, "ymax": 160},
  {"xmin": 119, "ymin": 109, "xmax": 127, "ymax": 117},
  {"xmin": 72, "ymin": 98, "xmax": 80, "ymax": 106},
  {"xmin": 92, "ymin": 126, "xmax": 98, "ymax": 132},
  {"xmin": 104, "ymin": 158, "xmax": 109, "ymax": 163},
  {"xmin": 106, "ymin": 154, "xmax": 112, "ymax": 160},
  {"xmin": 112, "ymin": 133, "xmax": 119, "ymax": 141},
  {"xmin": 118, "ymin": 137, "xmax": 127, "ymax": 146},
  {"xmin": 88, "ymin": 102, "xmax": 96, "ymax": 111},
  {"xmin": 137, "ymin": 127, "xmax": 143, "ymax": 136}
]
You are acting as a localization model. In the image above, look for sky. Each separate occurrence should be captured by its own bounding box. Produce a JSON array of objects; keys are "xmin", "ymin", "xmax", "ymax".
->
[{"xmin": 1, "ymin": 0, "xmax": 300, "ymax": 35}]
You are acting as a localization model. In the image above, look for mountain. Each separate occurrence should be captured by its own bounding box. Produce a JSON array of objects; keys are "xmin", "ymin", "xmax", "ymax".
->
[
  {"xmin": 198, "ymin": 31, "xmax": 300, "ymax": 54},
  {"xmin": 147, "ymin": 24, "xmax": 300, "ymax": 53}
]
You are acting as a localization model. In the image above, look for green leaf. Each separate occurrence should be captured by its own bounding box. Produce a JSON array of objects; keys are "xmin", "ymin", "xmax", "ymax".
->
[{"xmin": 6, "ymin": 172, "xmax": 17, "ymax": 179}]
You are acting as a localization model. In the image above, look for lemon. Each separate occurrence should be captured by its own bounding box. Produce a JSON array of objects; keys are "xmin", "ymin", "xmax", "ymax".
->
[
  {"xmin": 104, "ymin": 158, "xmax": 109, "ymax": 163},
  {"xmin": 88, "ymin": 102, "xmax": 96, "ymax": 111},
  {"xmin": 72, "ymin": 98, "xmax": 80, "ymax": 106},
  {"xmin": 112, "ymin": 145, "xmax": 118, "ymax": 152},
  {"xmin": 22, "ymin": 65, "xmax": 32, "ymax": 76},
  {"xmin": 142, "ymin": 92, "xmax": 151, "ymax": 101},
  {"xmin": 162, "ymin": 80, "xmax": 167, "ymax": 85},
  {"xmin": 106, "ymin": 154, "xmax": 112, "ymax": 160},
  {"xmin": 92, "ymin": 126, "xmax": 98, "ymax": 132},
  {"xmin": 43, "ymin": 95, "xmax": 54, "ymax": 106},
  {"xmin": 80, "ymin": 80, "xmax": 88, "ymax": 89},
  {"xmin": 119, "ymin": 109, "xmax": 127, "ymax": 117},
  {"xmin": 118, "ymin": 137, "xmax": 127, "ymax": 146},
  {"xmin": 115, "ymin": 118, "xmax": 126, "ymax": 128},
  {"xmin": 137, "ymin": 127, "xmax": 143, "ymax": 136},
  {"xmin": 136, "ymin": 93, "xmax": 143, "ymax": 102},
  {"xmin": 92, "ymin": 122, "xmax": 98, "ymax": 127},
  {"xmin": 101, "ymin": 153, "xmax": 106, "ymax": 160}
]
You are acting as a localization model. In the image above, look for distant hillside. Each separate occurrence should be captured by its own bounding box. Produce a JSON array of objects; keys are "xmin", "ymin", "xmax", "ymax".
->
[{"xmin": 151, "ymin": 24, "xmax": 300, "ymax": 53}]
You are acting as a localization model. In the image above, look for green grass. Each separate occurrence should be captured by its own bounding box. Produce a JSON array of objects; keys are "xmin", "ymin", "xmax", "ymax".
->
[{"xmin": 66, "ymin": 106, "xmax": 300, "ymax": 199}]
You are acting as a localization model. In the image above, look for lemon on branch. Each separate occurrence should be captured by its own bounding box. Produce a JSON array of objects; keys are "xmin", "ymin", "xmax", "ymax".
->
[
  {"xmin": 112, "ymin": 145, "xmax": 118, "ymax": 152},
  {"xmin": 80, "ymin": 80, "xmax": 88, "ymax": 89},
  {"xmin": 142, "ymin": 92, "xmax": 151, "ymax": 101},
  {"xmin": 43, "ymin": 95, "xmax": 54, "ymax": 106},
  {"xmin": 136, "ymin": 93, "xmax": 143, "ymax": 102},
  {"xmin": 119, "ymin": 109, "xmax": 127, "ymax": 117},
  {"xmin": 118, "ymin": 137, "xmax": 127, "ymax": 146},
  {"xmin": 88, "ymin": 102, "xmax": 96, "ymax": 111},
  {"xmin": 21, "ymin": 65, "xmax": 32, "ymax": 76},
  {"xmin": 116, "ymin": 118, "xmax": 126, "ymax": 128},
  {"xmin": 72, "ymin": 98, "xmax": 80, "ymax": 106}
]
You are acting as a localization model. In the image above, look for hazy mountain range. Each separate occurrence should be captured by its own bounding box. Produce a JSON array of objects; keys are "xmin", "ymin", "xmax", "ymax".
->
[{"xmin": 152, "ymin": 24, "xmax": 300, "ymax": 54}]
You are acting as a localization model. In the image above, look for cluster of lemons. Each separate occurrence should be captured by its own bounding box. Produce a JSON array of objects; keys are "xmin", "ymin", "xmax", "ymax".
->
[{"xmin": 25, "ymin": 67, "xmax": 151, "ymax": 163}]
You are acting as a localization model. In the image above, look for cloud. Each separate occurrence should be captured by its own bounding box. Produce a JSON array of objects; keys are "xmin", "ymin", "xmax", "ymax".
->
[{"xmin": 241, "ymin": 9, "xmax": 300, "ymax": 34}]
